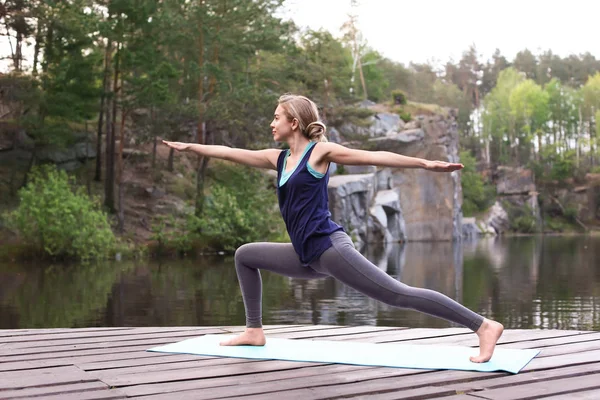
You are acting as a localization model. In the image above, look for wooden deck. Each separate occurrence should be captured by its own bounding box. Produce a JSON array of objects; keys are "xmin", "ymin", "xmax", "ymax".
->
[{"xmin": 1, "ymin": 325, "xmax": 600, "ymax": 399}]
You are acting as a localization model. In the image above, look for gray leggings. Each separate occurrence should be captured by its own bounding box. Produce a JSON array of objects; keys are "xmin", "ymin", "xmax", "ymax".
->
[{"xmin": 234, "ymin": 231, "xmax": 484, "ymax": 332}]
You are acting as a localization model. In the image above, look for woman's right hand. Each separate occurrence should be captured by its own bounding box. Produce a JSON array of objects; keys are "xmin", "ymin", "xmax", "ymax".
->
[{"xmin": 162, "ymin": 140, "xmax": 190, "ymax": 152}]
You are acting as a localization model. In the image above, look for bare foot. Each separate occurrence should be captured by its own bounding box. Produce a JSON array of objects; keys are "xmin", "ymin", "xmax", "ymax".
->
[
  {"xmin": 219, "ymin": 328, "xmax": 266, "ymax": 346},
  {"xmin": 470, "ymin": 319, "xmax": 504, "ymax": 363}
]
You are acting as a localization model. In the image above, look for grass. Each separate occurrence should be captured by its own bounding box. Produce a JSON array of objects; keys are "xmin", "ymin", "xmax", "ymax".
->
[{"xmin": 375, "ymin": 101, "xmax": 450, "ymax": 119}]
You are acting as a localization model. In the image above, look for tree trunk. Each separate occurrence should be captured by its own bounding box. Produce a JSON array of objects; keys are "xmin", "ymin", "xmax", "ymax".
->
[
  {"xmin": 589, "ymin": 116, "xmax": 596, "ymax": 167},
  {"xmin": 14, "ymin": 29, "xmax": 22, "ymax": 71},
  {"xmin": 3, "ymin": 21, "xmax": 16, "ymax": 70},
  {"xmin": 95, "ymin": 42, "xmax": 112, "ymax": 182},
  {"xmin": 323, "ymin": 78, "xmax": 329, "ymax": 120},
  {"xmin": 42, "ymin": 24, "xmax": 53, "ymax": 73},
  {"xmin": 21, "ymin": 149, "xmax": 36, "ymax": 188},
  {"xmin": 151, "ymin": 109, "xmax": 157, "ymax": 168},
  {"xmin": 152, "ymin": 137, "xmax": 157, "ymax": 169},
  {"xmin": 537, "ymin": 131, "xmax": 542, "ymax": 162},
  {"xmin": 85, "ymin": 122, "xmax": 92, "ymax": 197},
  {"xmin": 358, "ymin": 55, "xmax": 368, "ymax": 100},
  {"xmin": 105, "ymin": 41, "xmax": 120, "ymax": 212},
  {"xmin": 576, "ymin": 106, "xmax": 582, "ymax": 167},
  {"xmin": 195, "ymin": 0, "xmax": 206, "ymax": 217},
  {"xmin": 32, "ymin": 24, "xmax": 42, "ymax": 76},
  {"xmin": 117, "ymin": 110, "xmax": 127, "ymax": 233},
  {"xmin": 167, "ymin": 148, "xmax": 175, "ymax": 172}
]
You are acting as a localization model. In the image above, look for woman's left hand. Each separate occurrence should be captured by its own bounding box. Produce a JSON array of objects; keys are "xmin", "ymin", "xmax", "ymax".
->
[{"xmin": 424, "ymin": 160, "xmax": 464, "ymax": 172}]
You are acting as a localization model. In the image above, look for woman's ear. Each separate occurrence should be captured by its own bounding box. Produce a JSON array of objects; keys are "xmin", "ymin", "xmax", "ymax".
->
[{"xmin": 291, "ymin": 118, "xmax": 299, "ymax": 131}]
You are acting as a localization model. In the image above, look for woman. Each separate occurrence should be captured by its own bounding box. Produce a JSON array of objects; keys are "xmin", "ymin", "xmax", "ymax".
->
[{"xmin": 162, "ymin": 93, "xmax": 504, "ymax": 363}]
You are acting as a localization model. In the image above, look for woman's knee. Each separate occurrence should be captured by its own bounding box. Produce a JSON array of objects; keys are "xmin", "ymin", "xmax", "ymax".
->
[{"xmin": 234, "ymin": 243, "xmax": 260, "ymax": 266}]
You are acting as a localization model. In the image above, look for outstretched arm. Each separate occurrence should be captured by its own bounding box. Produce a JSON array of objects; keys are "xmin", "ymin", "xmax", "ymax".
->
[
  {"xmin": 162, "ymin": 140, "xmax": 280, "ymax": 170},
  {"xmin": 320, "ymin": 142, "xmax": 463, "ymax": 172}
]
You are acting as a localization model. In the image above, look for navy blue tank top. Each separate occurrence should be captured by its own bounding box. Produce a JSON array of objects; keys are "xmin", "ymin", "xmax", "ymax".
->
[{"xmin": 276, "ymin": 142, "xmax": 344, "ymax": 265}]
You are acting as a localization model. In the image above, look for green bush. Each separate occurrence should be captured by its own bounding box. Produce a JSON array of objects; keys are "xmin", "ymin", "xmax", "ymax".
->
[
  {"xmin": 391, "ymin": 89, "xmax": 407, "ymax": 105},
  {"xmin": 4, "ymin": 165, "xmax": 116, "ymax": 260},
  {"xmin": 545, "ymin": 217, "xmax": 566, "ymax": 232},
  {"xmin": 511, "ymin": 215, "xmax": 537, "ymax": 233},
  {"xmin": 200, "ymin": 164, "xmax": 288, "ymax": 250},
  {"xmin": 152, "ymin": 163, "xmax": 288, "ymax": 254},
  {"xmin": 198, "ymin": 185, "xmax": 255, "ymax": 251},
  {"xmin": 398, "ymin": 110, "xmax": 412, "ymax": 123},
  {"xmin": 328, "ymin": 106, "xmax": 375, "ymax": 131},
  {"xmin": 535, "ymin": 145, "xmax": 577, "ymax": 182},
  {"xmin": 563, "ymin": 206, "xmax": 579, "ymax": 221},
  {"xmin": 460, "ymin": 151, "xmax": 496, "ymax": 216},
  {"xmin": 550, "ymin": 150, "xmax": 576, "ymax": 181}
]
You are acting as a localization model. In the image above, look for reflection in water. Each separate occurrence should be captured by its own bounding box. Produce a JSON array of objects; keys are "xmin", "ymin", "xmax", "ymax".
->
[{"xmin": 1, "ymin": 236, "xmax": 599, "ymax": 330}]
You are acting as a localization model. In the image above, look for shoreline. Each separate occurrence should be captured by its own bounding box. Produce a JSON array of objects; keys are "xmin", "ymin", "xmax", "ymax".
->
[{"xmin": 2, "ymin": 230, "xmax": 599, "ymax": 263}]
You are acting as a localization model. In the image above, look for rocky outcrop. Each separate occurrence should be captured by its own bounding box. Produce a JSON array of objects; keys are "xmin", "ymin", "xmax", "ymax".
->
[
  {"xmin": 1, "ymin": 130, "xmax": 96, "ymax": 171},
  {"xmin": 554, "ymin": 173, "xmax": 600, "ymax": 223},
  {"xmin": 370, "ymin": 113, "xmax": 463, "ymax": 241},
  {"xmin": 462, "ymin": 216, "xmax": 496, "ymax": 239},
  {"xmin": 484, "ymin": 201, "xmax": 510, "ymax": 233},
  {"xmin": 329, "ymin": 108, "xmax": 463, "ymax": 244},
  {"xmin": 338, "ymin": 106, "xmax": 406, "ymax": 139},
  {"xmin": 495, "ymin": 166, "xmax": 541, "ymax": 231},
  {"xmin": 462, "ymin": 166, "xmax": 541, "ymax": 238}
]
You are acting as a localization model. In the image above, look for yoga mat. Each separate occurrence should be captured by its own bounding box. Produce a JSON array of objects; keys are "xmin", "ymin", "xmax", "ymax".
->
[{"xmin": 148, "ymin": 334, "xmax": 539, "ymax": 374}]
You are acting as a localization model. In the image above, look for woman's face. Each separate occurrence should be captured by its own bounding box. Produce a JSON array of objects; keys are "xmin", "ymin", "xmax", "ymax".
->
[{"xmin": 270, "ymin": 105, "xmax": 297, "ymax": 142}]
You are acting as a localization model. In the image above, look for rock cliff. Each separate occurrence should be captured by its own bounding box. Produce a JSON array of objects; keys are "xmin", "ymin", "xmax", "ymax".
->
[{"xmin": 328, "ymin": 106, "xmax": 463, "ymax": 247}]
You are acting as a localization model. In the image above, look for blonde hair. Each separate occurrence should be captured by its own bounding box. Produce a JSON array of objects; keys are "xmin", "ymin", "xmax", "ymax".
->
[{"xmin": 278, "ymin": 94, "xmax": 328, "ymax": 142}]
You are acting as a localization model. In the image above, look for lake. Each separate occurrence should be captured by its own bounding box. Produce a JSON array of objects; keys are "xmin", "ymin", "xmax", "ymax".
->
[{"xmin": 1, "ymin": 236, "xmax": 599, "ymax": 331}]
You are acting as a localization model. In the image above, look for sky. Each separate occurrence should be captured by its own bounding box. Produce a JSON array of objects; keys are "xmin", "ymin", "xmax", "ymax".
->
[
  {"xmin": 1, "ymin": 0, "xmax": 599, "ymax": 72},
  {"xmin": 279, "ymin": 0, "xmax": 600, "ymax": 66}
]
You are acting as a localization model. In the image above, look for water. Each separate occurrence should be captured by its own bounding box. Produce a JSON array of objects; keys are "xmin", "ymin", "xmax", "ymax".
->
[{"xmin": 1, "ymin": 236, "xmax": 599, "ymax": 330}]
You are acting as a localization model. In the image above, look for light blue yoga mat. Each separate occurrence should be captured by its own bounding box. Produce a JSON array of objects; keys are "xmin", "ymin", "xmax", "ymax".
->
[{"xmin": 148, "ymin": 334, "xmax": 539, "ymax": 374}]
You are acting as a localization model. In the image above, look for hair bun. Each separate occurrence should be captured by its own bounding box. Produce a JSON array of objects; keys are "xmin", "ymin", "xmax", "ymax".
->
[{"xmin": 306, "ymin": 121, "xmax": 328, "ymax": 142}]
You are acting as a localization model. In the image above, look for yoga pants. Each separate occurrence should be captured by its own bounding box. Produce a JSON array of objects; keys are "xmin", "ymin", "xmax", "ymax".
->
[{"xmin": 234, "ymin": 231, "xmax": 484, "ymax": 332}]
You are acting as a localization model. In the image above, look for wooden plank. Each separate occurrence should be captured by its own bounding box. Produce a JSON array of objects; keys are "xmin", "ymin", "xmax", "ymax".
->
[
  {"xmin": 0, "ymin": 350, "xmax": 191, "ymax": 372},
  {"xmin": 339, "ymin": 387, "xmax": 468, "ymax": 400},
  {"xmin": 0, "ymin": 365, "xmax": 94, "ymax": 390},
  {"xmin": 449, "ymin": 362, "xmax": 600, "ymax": 392},
  {"xmin": 24, "ymin": 389, "xmax": 126, "ymax": 400},
  {"xmin": 0, "ymin": 328, "xmax": 132, "ymax": 338},
  {"xmin": 332, "ymin": 327, "xmax": 470, "ymax": 342},
  {"xmin": 100, "ymin": 359, "xmax": 329, "ymax": 386},
  {"xmin": 534, "ymin": 339, "xmax": 600, "ymax": 358},
  {"xmin": 122, "ymin": 364, "xmax": 377, "ymax": 397},
  {"xmin": 127, "ymin": 367, "xmax": 429, "ymax": 400},
  {"xmin": 161, "ymin": 369, "xmax": 485, "ymax": 400},
  {"xmin": 501, "ymin": 332, "xmax": 600, "ymax": 350},
  {"xmin": 217, "ymin": 324, "xmax": 331, "ymax": 334},
  {"xmin": 78, "ymin": 353, "xmax": 228, "ymax": 371},
  {"xmin": 454, "ymin": 372, "xmax": 600, "ymax": 399},
  {"xmin": 0, "ymin": 326, "xmax": 225, "ymax": 345},
  {"xmin": 524, "ymin": 350, "xmax": 600, "ymax": 371},
  {"xmin": 0, "ymin": 343, "xmax": 173, "ymax": 363},
  {"xmin": 250, "ymin": 325, "xmax": 405, "ymax": 341},
  {"xmin": 405, "ymin": 329, "xmax": 590, "ymax": 347},
  {"xmin": 87, "ymin": 356, "xmax": 266, "ymax": 376},
  {"xmin": 0, "ymin": 324, "xmax": 291, "ymax": 340},
  {"xmin": 0, "ymin": 381, "xmax": 108, "ymax": 399},
  {"xmin": 2, "ymin": 328, "xmax": 224, "ymax": 350},
  {"xmin": 0, "ymin": 326, "xmax": 359, "ymax": 355},
  {"xmin": 543, "ymin": 389, "xmax": 600, "ymax": 399},
  {"xmin": 0, "ymin": 332, "xmax": 212, "ymax": 357},
  {"xmin": 152, "ymin": 372, "xmax": 455, "ymax": 400}
]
